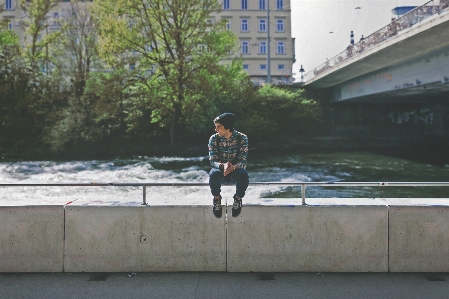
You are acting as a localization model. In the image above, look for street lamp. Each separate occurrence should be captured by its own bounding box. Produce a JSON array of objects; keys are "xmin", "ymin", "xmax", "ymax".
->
[
  {"xmin": 299, "ymin": 65, "xmax": 305, "ymax": 82},
  {"xmin": 266, "ymin": 0, "xmax": 271, "ymax": 84}
]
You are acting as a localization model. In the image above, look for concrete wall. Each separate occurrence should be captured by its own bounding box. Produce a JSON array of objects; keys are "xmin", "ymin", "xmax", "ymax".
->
[
  {"xmin": 2, "ymin": 204, "xmax": 449, "ymax": 273},
  {"xmin": 338, "ymin": 46, "xmax": 449, "ymax": 101},
  {"xmin": 0, "ymin": 206, "xmax": 64, "ymax": 272},
  {"xmin": 227, "ymin": 205, "xmax": 388, "ymax": 272},
  {"xmin": 389, "ymin": 206, "xmax": 449, "ymax": 272},
  {"xmin": 64, "ymin": 206, "xmax": 226, "ymax": 272}
]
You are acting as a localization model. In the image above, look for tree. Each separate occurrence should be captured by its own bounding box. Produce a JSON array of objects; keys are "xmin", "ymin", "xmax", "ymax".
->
[
  {"xmin": 92, "ymin": 0, "xmax": 238, "ymax": 143},
  {"xmin": 0, "ymin": 44, "xmax": 59, "ymax": 150},
  {"xmin": 0, "ymin": 5, "xmax": 20, "ymax": 46},
  {"xmin": 19, "ymin": 0, "xmax": 61, "ymax": 64},
  {"xmin": 51, "ymin": 0, "xmax": 100, "ymax": 98},
  {"xmin": 0, "ymin": 30, "xmax": 19, "ymax": 46},
  {"xmin": 229, "ymin": 85, "xmax": 321, "ymax": 141},
  {"xmin": 42, "ymin": 1, "xmax": 118, "ymax": 152}
]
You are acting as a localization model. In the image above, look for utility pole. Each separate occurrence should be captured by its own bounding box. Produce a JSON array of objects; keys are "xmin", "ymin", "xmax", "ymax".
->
[{"xmin": 267, "ymin": 0, "xmax": 271, "ymax": 84}]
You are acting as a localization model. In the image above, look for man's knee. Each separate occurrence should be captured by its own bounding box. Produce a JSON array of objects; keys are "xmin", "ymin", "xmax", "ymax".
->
[
  {"xmin": 209, "ymin": 168, "xmax": 223, "ymax": 180},
  {"xmin": 234, "ymin": 168, "xmax": 249, "ymax": 181}
]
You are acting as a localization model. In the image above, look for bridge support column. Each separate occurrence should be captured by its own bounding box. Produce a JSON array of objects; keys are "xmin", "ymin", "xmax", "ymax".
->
[{"xmin": 432, "ymin": 103, "xmax": 444, "ymax": 135}]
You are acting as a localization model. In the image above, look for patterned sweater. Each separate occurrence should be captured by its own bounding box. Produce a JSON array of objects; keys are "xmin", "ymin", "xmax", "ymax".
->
[{"xmin": 208, "ymin": 130, "xmax": 248, "ymax": 170}]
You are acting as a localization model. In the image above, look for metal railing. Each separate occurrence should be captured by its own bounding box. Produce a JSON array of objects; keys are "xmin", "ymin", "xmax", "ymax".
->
[
  {"xmin": 1, "ymin": 182, "xmax": 449, "ymax": 206},
  {"xmin": 302, "ymin": 0, "xmax": 448, "ymax": 82}
]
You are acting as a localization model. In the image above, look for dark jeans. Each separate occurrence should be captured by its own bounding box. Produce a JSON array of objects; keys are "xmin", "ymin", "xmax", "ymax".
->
[{"xmin": 209, "ymin": 168, "xmax": 249, "ymax": 198}]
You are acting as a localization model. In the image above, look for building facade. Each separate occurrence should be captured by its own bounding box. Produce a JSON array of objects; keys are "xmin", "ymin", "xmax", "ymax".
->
[
  {"xmin": 212, "ymin": 0, "xmax": 295, "ymax": 86},
  {"xmin": 1, "ymin": 0, "xmax": 23, "ymax": 44},
  {"xmin": 1, "ymin": 0, "xmax": 76, "ymax": 46}
]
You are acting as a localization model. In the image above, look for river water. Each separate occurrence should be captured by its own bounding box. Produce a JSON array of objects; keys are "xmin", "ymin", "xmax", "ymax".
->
[{"xmin": 1, "ymin": 148, "xmax": 449, "ymax": 206}]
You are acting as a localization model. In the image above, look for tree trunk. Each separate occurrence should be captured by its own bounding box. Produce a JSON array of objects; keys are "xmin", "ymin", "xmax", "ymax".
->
[
  {"xmin": 169, "ymin": 114, "xmax": 176, "ymax": 144},
  {"xmin": 169, "ymin": 103, "xmax": 181, "ymax": 144}
]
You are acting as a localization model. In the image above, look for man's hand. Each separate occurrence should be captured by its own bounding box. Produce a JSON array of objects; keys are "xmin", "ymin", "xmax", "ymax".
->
[{"xmin": 223, "ymin": 161, "xmax": 235, "ymax": 176}]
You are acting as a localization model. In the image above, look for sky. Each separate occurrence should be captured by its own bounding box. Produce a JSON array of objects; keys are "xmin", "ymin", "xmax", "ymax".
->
[{"xmin": 290, "ymin": 0, "xmax": 430, "ymax": 81}]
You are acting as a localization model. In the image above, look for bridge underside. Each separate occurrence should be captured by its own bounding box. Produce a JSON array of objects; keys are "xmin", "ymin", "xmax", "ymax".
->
[{"xmin": 331, "ymin": 46, "xmax": 449, "ymax": 104}]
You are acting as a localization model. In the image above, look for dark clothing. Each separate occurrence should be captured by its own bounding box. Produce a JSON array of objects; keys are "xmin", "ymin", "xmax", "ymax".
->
[
  {"xmin": 208, "ymin": 130, "xmax": 248, "ymax": 169},
  {"xmin": 208, "ymin": 130, "xmax": 249, "ymax": 198},
  {"xmin": 209, "ymin": 168, "xmax": 249, "ymax": 198}
]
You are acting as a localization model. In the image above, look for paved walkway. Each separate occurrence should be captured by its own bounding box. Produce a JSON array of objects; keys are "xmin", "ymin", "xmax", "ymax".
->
[{"xmin": 1, "ymin": 272, "xmax": 449, "ymax": 299}]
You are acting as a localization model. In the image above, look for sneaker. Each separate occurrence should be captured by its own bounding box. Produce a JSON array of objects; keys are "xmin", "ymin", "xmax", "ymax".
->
[
  {"xmin": 232, "ymin": 195, "xmax": 242, "ymax": 217},
  {"xmin": 213, "ymin": 196, "xmax": 222, "ymax": 218}
]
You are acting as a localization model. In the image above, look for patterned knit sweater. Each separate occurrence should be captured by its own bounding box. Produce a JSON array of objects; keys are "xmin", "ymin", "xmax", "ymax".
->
[{"xmin": 208, "ymin": 130, "xmax": 248, "ymax": 170}]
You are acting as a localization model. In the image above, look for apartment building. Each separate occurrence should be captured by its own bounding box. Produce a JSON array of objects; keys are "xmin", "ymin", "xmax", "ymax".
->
[
  {"xmin": 212, "ymin": 0, "xmax": 295, "ymax": 86},
  {"xmin": 2, "ymin": 0, "xmax": 23, "ymax": 44},
  {"xmin": 1, "ymin": 0, "xmax": 77, "ymax": 46}
]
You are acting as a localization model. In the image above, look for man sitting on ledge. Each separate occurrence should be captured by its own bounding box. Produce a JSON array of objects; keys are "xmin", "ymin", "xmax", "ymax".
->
[{"xmin": 208, "ymin": 113, "xmax": 249, "ymax": 218}]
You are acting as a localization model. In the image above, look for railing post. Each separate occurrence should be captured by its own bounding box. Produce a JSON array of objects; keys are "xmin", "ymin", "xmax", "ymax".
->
[
  {"xmin": 301, "ymin": 184, "xmax": 306, "ymax": 205},
  {"xmin": 142, "ymin": 185, "xmax": 148, "ymax": 206}
]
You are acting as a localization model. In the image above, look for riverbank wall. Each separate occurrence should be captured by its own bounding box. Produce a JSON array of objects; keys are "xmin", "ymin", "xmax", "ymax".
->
[{"xmin": 2, "ymin": 199, "xmax": 449, "ymax": 273}]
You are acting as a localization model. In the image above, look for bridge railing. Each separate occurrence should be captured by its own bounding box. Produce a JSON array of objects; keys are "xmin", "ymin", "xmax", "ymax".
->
[
  {"xmin": 1, "ymin": 182, "xmax": 449, "ymax": 206},
  {"xmin": 302, "ymin": 0, "xmax": 448, "ymax": 83}
]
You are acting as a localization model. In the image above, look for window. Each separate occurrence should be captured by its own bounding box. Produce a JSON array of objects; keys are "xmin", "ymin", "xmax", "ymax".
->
[
  {"xmin": 241, "ymin": 19, "xmax": 248, "ymax": 32},
  {"xmin": 198, "ymin": 44, "xmax": 209, "ymax": 54},
  {"xmin": 277, "ymin": 42, "xmax": 285, "ymax": 54},
  {"xmin": 7, "ymin": 18, "xmax": 13, "ymax": 29},
  {"xmin": 259, "ymin": 41, "xmax": 267, "ymax": 54},
  {"xmin": 5, "ymin": 0, "xmax": 12, "ymax": 10},
  {"xmin": 276, "ymin": 0, "xmax": 284, "ymax": 10},
  {"xmin": 53, "ymin": 12, "xmax": 59, "ymax": 25},
  {"xmin": 225, "ymin": 44, "xmax": 233, "ymax": 54},
  {"xmin": 225, "ymin": 19, "xmax": 231, "ymax": 30},
  {"xmin": 259, "ymin": 0, "xmax": 266, "ymax": 10},
  {"xmin": 278, "ymin": 64, "xmax": 285, "ymax": 70},
  {"xmin": 145, "ymin": 43, "xmax": 154, "ymax": 53},
  {"xmin": 241, "ymin": 0, "xmax": 247, "ymax": 10},
  {"xmin": 241, "ymin": 41, "xmax": 249, "ymax": 54},
  {"xmin": 260, "ymin": 64, "xmax": 267, "ymax": 70},
  {"xmin": 243, "ymin": 64, "xmax": 249, "ymax": 71},
  {"xmin": 129, "ymin": 62, "xmax": 135, "ymax": 70},
  {"xmin": 259, "ymin": 19, "xmax": 266, "ymax": 32},
  {"xmin": 223, "ymin": 0, "xmax": 230, "ymax": 10},
  {"xmin": 276, "ymin": 19, "xmax": 284, "ymax": 32}
]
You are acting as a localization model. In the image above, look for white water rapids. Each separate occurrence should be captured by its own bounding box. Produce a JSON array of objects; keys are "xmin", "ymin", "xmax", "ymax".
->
[
  {"xmin": 0, "ymin": 156, "xmax": 306, "ymax": 206},
  {"xmin": 1, "ymin": 151, "xmax": 449, "ymax": 206}
]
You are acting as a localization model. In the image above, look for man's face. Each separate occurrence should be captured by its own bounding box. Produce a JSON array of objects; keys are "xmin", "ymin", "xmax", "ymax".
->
[{"xmin": 214, "ymin": 122, "xmax": 228, "ymax": 136}]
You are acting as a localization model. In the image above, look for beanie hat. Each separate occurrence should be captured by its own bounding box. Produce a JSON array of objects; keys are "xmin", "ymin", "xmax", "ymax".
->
[{"xmin": 214, "ymin": 112, "xmax": 236, "ymax": 129}]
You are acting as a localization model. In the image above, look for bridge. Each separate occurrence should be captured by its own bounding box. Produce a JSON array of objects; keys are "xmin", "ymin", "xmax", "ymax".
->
[{"xmin": 301, "ymin": 0, "xmax": 449, "ymax": 104}]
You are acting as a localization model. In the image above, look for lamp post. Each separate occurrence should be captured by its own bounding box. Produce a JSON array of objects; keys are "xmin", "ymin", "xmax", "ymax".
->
[
  {"xmin": 266, "ymin": 0, "xmax": 271, "ymax": 84},
  {"xmin": 299, "ymin": 65, "xmax": 305, "ymax": 82}
]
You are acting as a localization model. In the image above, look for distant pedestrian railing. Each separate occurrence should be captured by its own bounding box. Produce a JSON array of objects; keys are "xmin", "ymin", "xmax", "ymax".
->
[
  {"xmin": 302, "ymin": 0, "xmax": 448, "ymax": 83},
  {"xmin": 1, "ymin": 182, "xmax": 449, "ymax": 205}
]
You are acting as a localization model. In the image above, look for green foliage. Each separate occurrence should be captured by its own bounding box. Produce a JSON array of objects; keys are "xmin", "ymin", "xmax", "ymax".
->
[
  {"xmin": 50, "ymin": 0, "xmax": 101, "ymax": 98},
  {"xmin": 19, "ymin": 0, "xmax": 61, "ymax": 62},
  {"xmin": 228, "ymin": 84, "xmax": 320, "ymax": 141},
  {"xmin": 93, "ymin": 0, "xmax": 240, "ymax": 143},
  {"xmin": 0, "ymin": 30, "xmax": 19, "ymax": 46},
  {"xmin": 0, "ymin": 47, "xmax": 61, "ymax": 149}
]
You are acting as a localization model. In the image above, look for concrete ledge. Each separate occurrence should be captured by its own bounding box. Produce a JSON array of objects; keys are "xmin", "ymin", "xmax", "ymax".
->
[
  {"xmin": 64, "ymin": 206, "xmax": 226, "ymax": 272},
  {"xmin": 0, "ymin": 206, "xmax": 64, "ymax": 272},
  {"xmin": 227, "ymin": 205, "xmax": 388, "ymax": 272},
  {"xmin": 3, "ymin": 200, "xmax": 449, "ymax": 273},
  {"xmin": 389, "ymin": 206, "xmax": 449, "ymax": 272}
]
